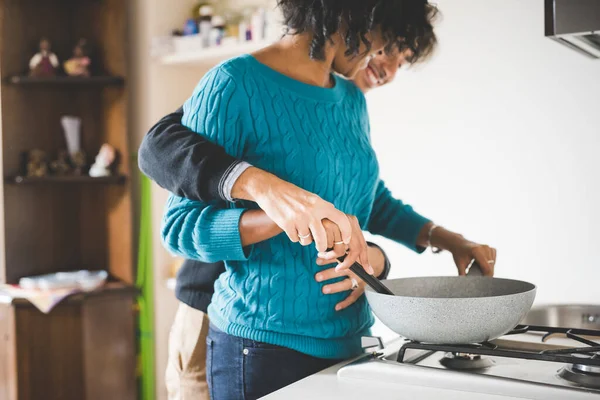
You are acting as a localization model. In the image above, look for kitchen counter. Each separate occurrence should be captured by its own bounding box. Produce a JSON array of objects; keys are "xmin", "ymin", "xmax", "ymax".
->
[
  {"xmin": 262, "ymin": 351, "xmax": 522, "ymax": 400},
  {"xmin": 263, "ymin": 332, "xmax": 599, "ymax": 400}
]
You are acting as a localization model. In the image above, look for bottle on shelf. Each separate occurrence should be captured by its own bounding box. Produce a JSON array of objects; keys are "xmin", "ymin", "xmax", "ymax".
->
[
  {"xmin": 198, "ymin": 5, "xmax": 214, "ymax": 48},
  {"xmin": 251, "ymin": 8, "xmax": 266, "ymax": 42},
  {"xmin": 210, "ymin": 15, "xmax": 225, "ymax": 46}
]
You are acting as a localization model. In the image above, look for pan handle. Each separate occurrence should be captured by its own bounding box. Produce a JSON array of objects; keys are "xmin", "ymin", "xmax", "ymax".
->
[{"xmin": 336, "ymin": 254, "xmax": 394, "ymax": 295}]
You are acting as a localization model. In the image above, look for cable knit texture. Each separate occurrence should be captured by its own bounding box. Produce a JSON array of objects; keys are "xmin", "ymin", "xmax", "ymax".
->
[{"xmin": 162, "ymin": 54, "xmax": 430, "ymax": 359}]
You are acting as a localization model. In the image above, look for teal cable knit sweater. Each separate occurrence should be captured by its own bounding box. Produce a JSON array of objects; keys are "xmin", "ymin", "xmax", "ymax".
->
[{"xmin": 162, "ymin": 55, "xmax": 430, "ymax": 359}]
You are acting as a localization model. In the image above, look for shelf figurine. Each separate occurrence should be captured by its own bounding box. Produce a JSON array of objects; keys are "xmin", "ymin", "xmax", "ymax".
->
[
  {"xmin": 64, "ymin": 39, "xmax": 91, "ymax": 77},
  {"xmin": 25, "ymin": 149, "xmax": 49, "ymax": 177},
  {"xmin": 49, "ymin": 150, "xmax": 72, "ymax": 176},
  {"xmin": 29, "ymin": 38, "xmax": 59, "ymax": 77},
  {"xmin": 72, "ymin": 151, "xmax": 87, "ymax": 175},
  {"xmin": 89, "ymin": 144, "xmax": 116, "ymax": 177}
]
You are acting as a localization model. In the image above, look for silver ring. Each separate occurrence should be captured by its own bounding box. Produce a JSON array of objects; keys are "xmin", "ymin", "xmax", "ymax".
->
[
  {"xmin": 333, "ymin": 240, "xmax": 345, "ymax": 245},
  {"xmin": 487, "ymin": 260, "xmax": 495, "ymax": 264},
  {"xmin": 350, "ymin": 278, "xmax": 359, "ymax": 291},
  {"xmin": 298, "ymin": 232, "xmax": 311, "ymax": 240}
]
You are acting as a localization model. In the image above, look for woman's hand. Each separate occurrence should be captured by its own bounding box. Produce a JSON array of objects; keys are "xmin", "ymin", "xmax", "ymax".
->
[
  {"xmin": 315, "ymin": 245, "xmax": 386, "ymax": 311},
  {"xmin": 316, "ymin": 216, "xmax": 374, "ymax": 274},
  {"xmin": 449, "ymin": 239, "xmax": 496, "ymax": 276},
  {"xmin": 424, "ymin": 225, "xmax": 497, "ymax": 276}
]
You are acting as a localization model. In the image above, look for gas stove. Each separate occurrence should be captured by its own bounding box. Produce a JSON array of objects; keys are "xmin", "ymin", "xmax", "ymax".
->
[{"xmin": 338, "ymin": 325, "xmax": 600, "ymax": 400}]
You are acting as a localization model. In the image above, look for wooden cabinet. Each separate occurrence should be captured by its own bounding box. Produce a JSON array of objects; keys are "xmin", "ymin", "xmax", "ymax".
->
[
  {"xmin": 0, "ymin": 0, "xmax": 136, "ymax": 399},
  {"xmin": 0, "ymin": 287, "xmax": 137, "ymax": 400}
]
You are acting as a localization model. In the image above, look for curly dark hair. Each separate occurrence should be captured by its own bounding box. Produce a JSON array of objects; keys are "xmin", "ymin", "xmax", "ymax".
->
[{"xmin": 277, "ymin": 0, "xmax": 438, "ymax": 64}]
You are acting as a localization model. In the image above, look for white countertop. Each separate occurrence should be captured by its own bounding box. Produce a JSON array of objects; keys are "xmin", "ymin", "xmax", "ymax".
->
[
  {"xmin": 263, "ymin": 331, "xmax": 599, "ymax": 400},
  {"xmin": 262, "ymin": 356, "xmax": 524, "ymax": 400}
]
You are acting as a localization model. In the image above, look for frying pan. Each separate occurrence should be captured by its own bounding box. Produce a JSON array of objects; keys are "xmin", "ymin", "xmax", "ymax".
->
[{"xmin": 365, "ymin": 272, "xmax": 537, "ymax": 344}]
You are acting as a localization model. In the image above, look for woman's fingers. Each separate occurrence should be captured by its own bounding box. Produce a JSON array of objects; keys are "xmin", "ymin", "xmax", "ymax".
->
[
  {"xmin": 472, "ymin": 245, "xmax": 495, "ymax": 276},
  {"xmin": 335, "ymin": 251, "xmax": 357, "ymax": 272},
  {"xmin": 335, "ymin": 216, "xmax": 373, "ymax": 274},
  {"xmin": 315, "ymin": 266, "xmax": 340, "ymax": 282},
  {"xmin": 317, "ymin": 245, "xmax": 347, "ymax": 261},
  {"xmin": 316, "ymin": 257, "xmax": 338, "ymax": 266},
  {"xmin": 335, "ymin": 286, "xmax": 365, "ymax": 311},
  {"xmin": 314, "ymin": 268, "xmax": 366, "ymax": 311},
  {"xmin": 357, "ymin": 238, "xmax": 371, "ymax": 275},
  {"xmin": 321, "ymin": 276, "xmax": 355, "ymax": 294}
]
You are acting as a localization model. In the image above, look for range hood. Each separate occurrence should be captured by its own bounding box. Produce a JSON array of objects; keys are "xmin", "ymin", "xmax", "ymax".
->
[{"xmin": 545, "ymin": 0, "xmax": 600, "ymax": 59}]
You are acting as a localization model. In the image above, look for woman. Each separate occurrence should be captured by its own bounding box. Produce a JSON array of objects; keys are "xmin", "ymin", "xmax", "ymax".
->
[
  {"xmin": 161, "ymin": 1, "xmax": 444, "ymax": 398},
  {"xmin": 143, "ymin": 45, "xmax": 496, "ymax": 400}
]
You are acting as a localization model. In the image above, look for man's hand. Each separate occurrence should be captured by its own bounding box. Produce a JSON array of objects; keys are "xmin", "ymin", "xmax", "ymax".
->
[{"xmin": 231, "ymin": 167, "xmax": 353, "ymax": 253}]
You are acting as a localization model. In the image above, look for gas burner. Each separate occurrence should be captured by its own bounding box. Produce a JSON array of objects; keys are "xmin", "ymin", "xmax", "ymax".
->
[
  {"xmin": 558, "ymin": 353, "xmax": 600, "ymax": 388},
  {"xmin": 559, "ymin": 364, "xmax": 600, "ymax": 388},
  {"xmin": 439, "ymin": 352, "xmax": 495, "ymax": 370}
]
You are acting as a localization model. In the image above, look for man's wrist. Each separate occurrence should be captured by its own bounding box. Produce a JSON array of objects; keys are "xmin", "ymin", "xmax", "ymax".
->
[
  {"xmin": 230, "ymin": 166, "xmax": 267, "ymax": 201},
  {"xmin": 220, "ymin": 161, "xmax": 253, "ymax": 202}
]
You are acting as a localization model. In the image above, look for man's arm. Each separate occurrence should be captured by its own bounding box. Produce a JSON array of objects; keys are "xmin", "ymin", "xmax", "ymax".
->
[
  {"xmin": 138, "ymin": 108, "xmax": 356, "ymax": 255},
  {"xmin": 138, "ymin": 107, "xmax": 250, "ymax": 204}
]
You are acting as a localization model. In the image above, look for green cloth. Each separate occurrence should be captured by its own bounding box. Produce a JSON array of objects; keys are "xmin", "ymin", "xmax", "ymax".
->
[{"xmin": 136, "ymin": 173, "xmax": 155, "ymax": 400}]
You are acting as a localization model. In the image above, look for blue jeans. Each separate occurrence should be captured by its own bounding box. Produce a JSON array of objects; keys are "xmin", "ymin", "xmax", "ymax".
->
[{"xmin": 206, "ymin": 324, "xmax": 342, "ymax": 400}]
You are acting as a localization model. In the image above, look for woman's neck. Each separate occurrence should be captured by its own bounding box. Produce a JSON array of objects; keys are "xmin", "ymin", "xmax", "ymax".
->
[{"xmin": 252, "ymin": 33, "xmax": 337, "ymax": 88}]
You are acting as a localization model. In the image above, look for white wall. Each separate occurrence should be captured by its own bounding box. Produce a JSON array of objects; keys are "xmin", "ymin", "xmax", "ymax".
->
[{"xmin": 366, "ymin": 0, "xmax": 600, "ymax": 305}]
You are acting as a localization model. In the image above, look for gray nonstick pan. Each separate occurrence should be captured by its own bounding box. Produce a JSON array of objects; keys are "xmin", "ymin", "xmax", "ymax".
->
[{"xmin": 364, "ymin": 267, "xmax": 537, "ymax": 344}]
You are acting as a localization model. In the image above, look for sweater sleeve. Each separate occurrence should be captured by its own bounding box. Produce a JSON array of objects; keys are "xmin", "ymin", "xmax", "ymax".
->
[
  {"xmin": 161, "ymin": 66, "xmax": 252, "ymax": 262},
  {"xmin": 138, "ymin": 107, "xmax": 240, "ymax": 204},
  {"xmin": 367, "ymin": 180, "xmax": 431, "ymax": 253},
  {"xmin": 161, "ymin": 195, "xmax": 250, "ymax": 263}
]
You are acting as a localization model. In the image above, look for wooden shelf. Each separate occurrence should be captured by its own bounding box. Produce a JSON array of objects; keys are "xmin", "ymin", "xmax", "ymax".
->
[
  {"xmin": 5, "ymin": 75, "xmax": 125, "ymax": 86},
  {"xmin": 5, "ymin": 174, "xmax": 127, "ymax": 185},
  {"xmin": 0, "ymin": 0, "xmax": 136, "ymax": 397},
  {"xmin": 159, "ymin": 40, "xmax": 271, "ymax": 66}
]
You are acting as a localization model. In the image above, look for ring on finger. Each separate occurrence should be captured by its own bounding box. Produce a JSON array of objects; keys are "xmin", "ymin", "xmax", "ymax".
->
[
  {"xmin": 298, "ymin": 232, "xmax": 311, "ymax": 240},
  {"xmin": 350, "ymin": 278, "xmax": 359, "ymax": 291},
  {"xmin": 487, "ymin": 260, "xmax": 495, "ymax": 264},
  {"xmin": 333, "ymin": 240, "xmax": 345, "ymax": 245}
]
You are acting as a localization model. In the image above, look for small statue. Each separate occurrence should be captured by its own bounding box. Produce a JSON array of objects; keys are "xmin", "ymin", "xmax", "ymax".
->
[
  {"xmin": 71, "ymin": 151, "xmax": 87, "ymax": 176},
  {"xmin": 89, "ymin": 144, "xmax": 116, "ymax": 177},
  {"xmin": 64, "ymin": 39, "xmax": 91, "ymax": 77},
  {"xmin": 26, "ymin": 149, "xmax": 49, "ymax": 177},
  {"xmin": 49, "ymin": 150, "xmax": 72, "ymax": 176},
  {"xmin": 29, "ymin": 38, "xmax": 59, "ymax": 77}
]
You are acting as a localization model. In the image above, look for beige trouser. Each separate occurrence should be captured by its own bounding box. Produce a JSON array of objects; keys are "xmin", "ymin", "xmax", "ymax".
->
[{"xmin": 166, "ymin": 302, "xmax": 211, "ymax": 400}]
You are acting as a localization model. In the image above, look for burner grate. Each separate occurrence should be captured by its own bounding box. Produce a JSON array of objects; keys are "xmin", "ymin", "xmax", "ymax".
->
[{"xmin": 397, "ymin": 324, "xmax": 600, "ymax": 366}]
